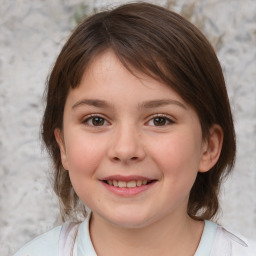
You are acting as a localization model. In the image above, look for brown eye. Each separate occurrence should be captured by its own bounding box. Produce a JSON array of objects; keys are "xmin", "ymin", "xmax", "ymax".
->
[
  {"xmin": 153, "ymin": 117, "xmax": 167, "ymax": 126},
  {"xmin": 147, "ymin": 115, "xmax": 174, "ymax": 127},
  {"xmin": 83, "ymin": 116, "xmax": 107, "ymax": 126},
  {"xmin": 92, "ymin": 117, "xmax": 105, "ymax": 126}
]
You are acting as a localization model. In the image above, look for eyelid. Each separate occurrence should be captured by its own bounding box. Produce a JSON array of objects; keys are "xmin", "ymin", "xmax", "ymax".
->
[
  {"xmin": 82, "ymin": 114, "xmax": 110, "ymax": 126},
  {"xmin": 146, "ymin": 114, "xmax": 175, "ymax": 126}
]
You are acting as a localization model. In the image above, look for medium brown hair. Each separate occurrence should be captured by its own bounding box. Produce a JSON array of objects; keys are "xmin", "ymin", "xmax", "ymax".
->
[{"xmin": 42, "ymin": 2, "xmax": 236, "ymax": 221}]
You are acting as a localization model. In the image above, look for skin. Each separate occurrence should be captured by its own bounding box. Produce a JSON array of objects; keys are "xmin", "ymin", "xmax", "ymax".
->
[{"xmin": 55, "ymin": 50, "xmax": 223, "ymax": 256}]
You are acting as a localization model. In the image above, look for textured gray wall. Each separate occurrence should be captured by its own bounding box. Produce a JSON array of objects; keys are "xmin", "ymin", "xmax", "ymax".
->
[{"xmin": 0, "ymin": 0, "xmax": 255, "ymax": 255}]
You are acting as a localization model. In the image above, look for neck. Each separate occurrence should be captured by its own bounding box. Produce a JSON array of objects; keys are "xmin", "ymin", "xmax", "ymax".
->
[{"xmin": 89, "ymin": 211, "xmax": 204, "ymax": 256}]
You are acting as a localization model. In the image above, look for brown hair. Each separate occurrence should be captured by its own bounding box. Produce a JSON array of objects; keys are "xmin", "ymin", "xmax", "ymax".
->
[{"xmin": 42, "ymin": 2, "xmax": 236, "ymax": 221}]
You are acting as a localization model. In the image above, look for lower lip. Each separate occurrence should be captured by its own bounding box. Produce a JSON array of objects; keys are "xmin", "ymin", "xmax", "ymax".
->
[{"xmin": 101, "ymin": 181, "xmax": 156, "ymax": 197}]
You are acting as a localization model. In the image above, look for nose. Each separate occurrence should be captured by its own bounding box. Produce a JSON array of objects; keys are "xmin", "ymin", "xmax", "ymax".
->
[{"xmin": 108, "ymin": 124, "xmax": 146, "ymax": 164}]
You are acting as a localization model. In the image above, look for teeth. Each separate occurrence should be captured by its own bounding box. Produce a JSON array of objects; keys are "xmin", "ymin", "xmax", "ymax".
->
[
  {"xmin": 107, "ymin": 180, "xmax": 113, "ymax": 185},
  {"xmin": 136, "ymin": 180, "xmax": 142, "ymax": 186},
  {"xmin": 118, "ymin": 181, "xmax": 126, "ymax": 188},
  {"xmin": 127, "ymin": 181, "xmax": 136, "ymax": 188},
  {"xmin": 107, "ymin": 180, "xmax": 149, "ymax": 188}
]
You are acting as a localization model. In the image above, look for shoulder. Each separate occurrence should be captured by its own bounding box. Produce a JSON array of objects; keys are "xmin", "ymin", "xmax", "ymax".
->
[
  {"xmin": 212, "ymin": 224, "xmax": 256, "ymax": 256},
  {"xmin": 13, "ymin": 225, "xmax": 61, "ymax": 256}
]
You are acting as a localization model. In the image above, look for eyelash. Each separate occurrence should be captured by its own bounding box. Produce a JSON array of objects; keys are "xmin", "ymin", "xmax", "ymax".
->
[
  {"xmin": 146, "ymin": 114, "xmax": 175, "ymax": 127},
  {"xmin": 82, "ymin": 114, "xmax": 174, "ymax": 127},
  {"xmin": 82, "ymin": 114, "xmax": 109, "ymax": 127}
]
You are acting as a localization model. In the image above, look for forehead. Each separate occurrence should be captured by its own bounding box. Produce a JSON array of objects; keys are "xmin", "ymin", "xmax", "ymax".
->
[
  {"xmin": 62, "ymin": 50, "xmax": 200, "ymax": 123},
  {"xmin": 73, "ymin": 50, "xmax": 185, "ymax": 103}
]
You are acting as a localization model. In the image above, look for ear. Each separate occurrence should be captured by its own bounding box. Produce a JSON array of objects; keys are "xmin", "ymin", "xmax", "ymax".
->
[
  {"xmin": 198, "ymin": 124, "xmax": 223, "ymax": 173},
  {"xmin": 54, "ymin": 128, "xmax": 69, "ymax": 170}
]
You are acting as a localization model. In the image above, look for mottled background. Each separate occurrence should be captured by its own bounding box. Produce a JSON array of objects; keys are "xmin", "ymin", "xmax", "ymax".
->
[{"xmin": 0, "ymin": 0, "xmax": 255, "ymax": 255}]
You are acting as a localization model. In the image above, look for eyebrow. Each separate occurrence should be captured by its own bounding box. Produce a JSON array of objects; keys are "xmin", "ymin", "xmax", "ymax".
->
[
  {"xmin": 140, "ymin": 99, "xmax": 187, "ymax": 109},
  {"xmin": 72, "ymin": 98, "xmax": 186, "ymax": 110},
  {"xmin": 72, "ymin": 99, "xmax": 113, "ymax": 109}
]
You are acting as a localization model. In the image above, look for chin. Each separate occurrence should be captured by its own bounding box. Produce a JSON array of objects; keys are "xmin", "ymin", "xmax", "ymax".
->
[{"xmin": 104, "ymin": 211, "xmax": 155, "ymax": 229}]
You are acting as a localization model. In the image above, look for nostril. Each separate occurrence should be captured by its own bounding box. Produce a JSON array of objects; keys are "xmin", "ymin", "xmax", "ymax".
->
[{"xmin": 112, "ymin": 156, "xmax": 138, "ymax": 162}]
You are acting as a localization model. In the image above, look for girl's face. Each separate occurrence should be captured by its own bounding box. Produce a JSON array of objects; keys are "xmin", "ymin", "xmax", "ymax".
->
[{"xmin": 56, "ymin": 50, "xmax": 212, "ymax": 228}]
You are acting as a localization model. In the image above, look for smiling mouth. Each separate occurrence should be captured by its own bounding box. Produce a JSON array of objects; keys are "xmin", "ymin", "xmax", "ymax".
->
[{"xmin": 103, "ymin": 180, "xmax": 156, "ymax": 188}]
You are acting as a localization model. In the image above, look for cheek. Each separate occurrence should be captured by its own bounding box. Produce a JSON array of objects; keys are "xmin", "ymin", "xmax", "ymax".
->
[
  {"xmin": 65, "ymin": 134, "xmax": 107, "ymax": 202},
  {"xmin": 65, "ymin": 133, "xmax": 106, "ymax": 175},
  {"xmin": 148, "ymin": 132, "xmax": 202, "ymax": 177}
]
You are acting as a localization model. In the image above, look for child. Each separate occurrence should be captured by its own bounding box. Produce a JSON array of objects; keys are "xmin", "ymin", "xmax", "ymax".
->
[{"xmin": 14, "ymin": 2, "xmax": 255, "ymax": 256}]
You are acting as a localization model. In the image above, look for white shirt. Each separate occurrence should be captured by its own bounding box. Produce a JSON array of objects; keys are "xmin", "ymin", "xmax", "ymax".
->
[{"xmin": 14, "ymin": 216, "xmax": 256, "ymax": 256}]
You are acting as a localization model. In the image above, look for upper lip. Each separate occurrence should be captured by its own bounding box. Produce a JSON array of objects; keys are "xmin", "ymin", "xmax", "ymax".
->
[{"xmin": 100, "ymin": 175, "xmax": 155, "ymax": 182}]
